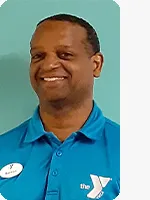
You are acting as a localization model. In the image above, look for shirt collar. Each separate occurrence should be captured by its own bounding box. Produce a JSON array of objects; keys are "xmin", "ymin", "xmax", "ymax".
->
[
  {"xmin": 78, "ymin": 101, "xmax": 105, "ymax": 140},
  {"xmin": 24, "ymin": 100, "xmax": 105, "ymax": 143}
]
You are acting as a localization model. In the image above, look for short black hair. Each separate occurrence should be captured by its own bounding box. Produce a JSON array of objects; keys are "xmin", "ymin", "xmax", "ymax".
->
[{"xmin": 37, "ymin": 13, "xmax": 100, "ymax": 56}]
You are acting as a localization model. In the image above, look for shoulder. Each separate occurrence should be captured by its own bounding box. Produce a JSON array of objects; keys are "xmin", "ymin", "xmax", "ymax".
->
[
  {"xmin": 105, "ymin": 118, "xmax": 120, "ymax": 131},
  {"xmin": 104, "ymin": 118, "xmax": 120, "ymax": 144},
  {"xmin": 0, "ymin": 119, "xmax": 30, "ymax": 149},
  {"xmin": 104, "ymin": 117, "xmax": 120, "ymax": 152},
  {"xmin": 104, "ymin": 118, "xmax": 120, "ymax": 181}
]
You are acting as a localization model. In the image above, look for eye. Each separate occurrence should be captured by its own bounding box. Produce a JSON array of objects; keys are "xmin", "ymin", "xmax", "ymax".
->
[
  {"xmin": 58, "ymin": 52, "xmax": 73, "ymax": 60},
  {"xmin": 31, "ymin": 53, "xmax": 44, "ymax": 60}
]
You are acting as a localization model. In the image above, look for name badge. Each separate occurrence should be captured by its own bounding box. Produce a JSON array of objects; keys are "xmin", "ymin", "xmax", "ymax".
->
[{"xmin": 0, "ymin": 163, "xmax": 23, "ymax": 178}]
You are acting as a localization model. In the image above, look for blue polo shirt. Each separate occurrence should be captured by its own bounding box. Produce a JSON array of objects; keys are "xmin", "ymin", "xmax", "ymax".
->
[{"xmin": 0, "ymin": 101, "xmax": 120, "ymax": 200}]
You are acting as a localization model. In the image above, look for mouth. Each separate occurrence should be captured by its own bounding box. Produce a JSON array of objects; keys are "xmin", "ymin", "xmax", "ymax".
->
[
  {"xmin": 41, "ymin": 77, "xmax": 66, "ymax": 82},
  {"xmin": 39, "ymin": 76, "xmax": 68, "ymax": 88}
]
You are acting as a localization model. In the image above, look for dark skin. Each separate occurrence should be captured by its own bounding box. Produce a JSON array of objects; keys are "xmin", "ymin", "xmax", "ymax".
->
[{"xmin": 30, "ymin": 20, "xmax": 104, "ymax": 141}]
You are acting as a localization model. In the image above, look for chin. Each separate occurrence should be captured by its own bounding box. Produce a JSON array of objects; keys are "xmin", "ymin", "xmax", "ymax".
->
[{"xmin": 42, "ymin": 95, "xmax": 68, "ymax": 104}]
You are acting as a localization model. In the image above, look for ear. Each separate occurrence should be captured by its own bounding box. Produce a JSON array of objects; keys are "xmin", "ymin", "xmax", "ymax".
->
[{"xmin": 91, "ymin": 52, "xmax": 104, "ymax": 78}]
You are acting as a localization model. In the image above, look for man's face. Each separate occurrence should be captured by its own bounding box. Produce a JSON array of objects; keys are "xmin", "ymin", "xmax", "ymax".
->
[{"xmin": 30, "ymin": 20, "xmax": 103, "ymax": 105}]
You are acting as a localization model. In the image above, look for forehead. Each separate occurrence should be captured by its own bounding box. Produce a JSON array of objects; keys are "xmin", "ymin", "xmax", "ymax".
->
[{"xmin": 30, "ymin": 21, "xmax": 87, "ymax": 50}]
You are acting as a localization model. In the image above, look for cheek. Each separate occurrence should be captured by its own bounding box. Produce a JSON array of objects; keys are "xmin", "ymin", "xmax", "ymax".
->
[
  {"xmin": 74, "ymin": 68, "xmax": 93, "ymax": 89},
  {"xmin": 29, "ymin": 65, "xmax": 38, "ymax": 88},
  {"xmin": 79, "ymin": 62, "xmax": 94, "ymax": 79},
  {"xmin": 30, "ymin": 63, "xmax": 38, "ymax": 78},
  {"xmin": 29, "ymin": 67, "xmax": 34, "ymax": 82},
  {"xmin": 83, "ymin": 69, "xmax": 94, "ymax": 87}
]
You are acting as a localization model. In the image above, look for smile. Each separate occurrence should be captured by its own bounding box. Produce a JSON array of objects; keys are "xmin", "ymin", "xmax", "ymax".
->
[{"xmin": 42, "ymin": 77, "xmax": 65, "ymax": 82}]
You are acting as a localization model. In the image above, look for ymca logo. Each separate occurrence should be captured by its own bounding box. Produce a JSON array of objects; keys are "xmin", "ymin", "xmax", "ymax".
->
[
  {"xmin": 80, "ymin": 174, "xmax": 112, "ymax": 199},
  {"xmin": 0, "ymin": 193, "xmax": 7, "ymax": 200}
]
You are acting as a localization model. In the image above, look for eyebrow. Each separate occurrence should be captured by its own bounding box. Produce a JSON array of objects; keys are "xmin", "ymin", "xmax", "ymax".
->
[
  {"xmin": 30, "ymin": 47, "xmax": 42, "ymax": 55},
  {"xmin": 30, "ymin": 47, "xmax": 41, "ymax": 51},
  {"xmin": 30, "ymin": 45, "xmax": 74, "ymax": 54},
  {"xmin": 58, "ymin": 45, "xmax": 73, "ymax": 49},
  {"xmin": 30, "ymin": 45, "xmax": 73, "ymax": 50}
]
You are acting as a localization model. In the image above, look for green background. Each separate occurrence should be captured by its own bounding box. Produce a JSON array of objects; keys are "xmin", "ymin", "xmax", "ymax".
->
[{"xmin": 0, "ymin": 0, "xmax": 120, "ymax": 134}]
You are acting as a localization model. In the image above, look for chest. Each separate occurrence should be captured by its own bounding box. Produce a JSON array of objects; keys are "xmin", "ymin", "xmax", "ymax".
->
[{"xmin": 0, "ymin": 139, "xmax": 119, "ymax": 200}]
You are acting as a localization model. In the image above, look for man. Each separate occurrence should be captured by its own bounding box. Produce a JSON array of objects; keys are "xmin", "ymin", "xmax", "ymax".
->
[{"xmin": 0, "ymin": 14, "xmax": 120, "ymax": 200}]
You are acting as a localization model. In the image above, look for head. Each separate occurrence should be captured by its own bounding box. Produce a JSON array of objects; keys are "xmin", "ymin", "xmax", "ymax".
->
[{"xmin": 30, "ymin": 14, "xmax": 104, "ymax": 108}]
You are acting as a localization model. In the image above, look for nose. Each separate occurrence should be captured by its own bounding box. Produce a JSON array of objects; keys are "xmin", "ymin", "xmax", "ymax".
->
[{"xmin": 42, "ymin": 54, "xmax": 61, "ymax": 70}]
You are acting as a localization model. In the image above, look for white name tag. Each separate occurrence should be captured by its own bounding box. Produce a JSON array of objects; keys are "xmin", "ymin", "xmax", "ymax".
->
[{"xmin": 0, "ymin": 163, "xmax": 23, "ymax": 178}]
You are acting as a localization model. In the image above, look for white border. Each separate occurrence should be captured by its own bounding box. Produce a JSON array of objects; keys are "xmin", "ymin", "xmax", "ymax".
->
[
  {"xmin": 1, "ymin": 0, "xmax": 150, "ymax": 199},
  {"xmin": 0, "ymin": 0, "xmax": 7, "ymax": 7},
  {"xmin": 121, "ymin": 0, "xmax": 150, "ymax": 199},
  {"xmin": 113, "ymin": 0, "xmax": 120, "ymax": 7}
]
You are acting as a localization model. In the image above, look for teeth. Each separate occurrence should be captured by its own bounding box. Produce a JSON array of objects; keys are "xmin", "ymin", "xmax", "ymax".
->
[{"xmin": 43, "ymin": 77, "xmax": 64, "ymax": 82}]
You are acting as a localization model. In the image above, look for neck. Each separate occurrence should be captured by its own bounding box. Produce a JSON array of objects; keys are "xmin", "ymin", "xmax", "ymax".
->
[{"xmin": 39, "ymin": 98, "xmax": 93, "ymax": 141}]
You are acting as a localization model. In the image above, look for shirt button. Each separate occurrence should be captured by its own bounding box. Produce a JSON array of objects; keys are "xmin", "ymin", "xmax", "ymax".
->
[
  {"xmin": 47, "ymin": 190, "xmax": 59, "ymax": 195},
  {"xmin": 52, "ymin": 170, "xmax": 58, "ymax": 176},
  {"xmin": 56, "ymin": 151, "xmax": 63, "ymax": 157}
]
